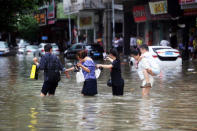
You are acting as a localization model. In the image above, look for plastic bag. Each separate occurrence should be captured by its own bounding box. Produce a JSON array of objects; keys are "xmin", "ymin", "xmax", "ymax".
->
[
  {"xmin": 76, "ymin": 69, "xmax": 85, "ymax": 83},
  {"xmin": 30, "ymin": 64, "xmax": 38, "ymax": 79},
  {"xmin": 95, "ymin": 69, "xmax": 101, "ymax": 79}
]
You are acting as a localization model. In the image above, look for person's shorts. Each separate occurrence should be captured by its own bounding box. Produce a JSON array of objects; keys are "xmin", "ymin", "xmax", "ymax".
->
[
  {"xmin": 41, "ymin": 81, "xmax": 58, "ymax": 95},
  {"xmin": 151, "ymin": 68, "xmax": 160, "ymax": 75}
]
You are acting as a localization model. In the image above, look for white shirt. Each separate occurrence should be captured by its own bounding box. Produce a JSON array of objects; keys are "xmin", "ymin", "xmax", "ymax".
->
[
  {"xmin": 137, "ymin": 58, "xmax": 149, "ymax": 80},
  {"xmin": 160, "ymin": 40, "xmax": 169, "ymax": 46},
  {"xmin": 141, "ymin": 52, "xmax": 160, "ymax": 70},
  {"xmin": 130, "ymin": 37, "xmax": 137, "ymax": 46}
]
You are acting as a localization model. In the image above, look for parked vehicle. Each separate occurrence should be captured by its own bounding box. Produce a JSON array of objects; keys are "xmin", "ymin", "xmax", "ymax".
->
[
  {"xmin": 17, "ymin": 40, "xmax": 30, "ymax": 54},
  {"xmin": 25, "ymin": 45, "xmax": 39, "ymax": 56},
  {"xmin": 64, "ymin": 43, "xmax": 104, "ymax": 59},
  {"xmin": 38, "ymin": 43, "xmax": 47, "ymax": 56},
  {"xmin": 51, "ymin": 43, "xmax": 60, "ymax": 56},
  {"xmin": 130, "ymin": 46, "xmax": 182, "ymax": 68},
  {"xmin": 149, "ymin": 46, "xmax": 182, "ymax": 66},
  {"xmin": 87, "ymin": 44, "xmax": 104, "ymax": 59},
  {"xmin": 17, "ymin": 39, "xmax": 30, "ymax": 48},
  {"xmin": 0, "ymin": 41, "xmax": 10, "ymax": 56},
  {"xmin": 38, "ymin": 43, "xmax": 60, "ymax": 56}
]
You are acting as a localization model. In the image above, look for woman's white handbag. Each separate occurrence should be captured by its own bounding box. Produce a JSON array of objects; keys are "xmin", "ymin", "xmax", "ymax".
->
[
  {"xmin": 76, "ymin": 68, "xmax": 101, "ymax": 83},
  {"xmin": 76, "ymin": 69, "xmax": 85, "ymax": 83}
]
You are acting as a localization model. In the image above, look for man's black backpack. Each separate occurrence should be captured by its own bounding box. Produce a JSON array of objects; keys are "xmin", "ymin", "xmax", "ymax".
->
[{"xmin": 45, "ymin": 54, "xmax": 61, "ymax": 83}]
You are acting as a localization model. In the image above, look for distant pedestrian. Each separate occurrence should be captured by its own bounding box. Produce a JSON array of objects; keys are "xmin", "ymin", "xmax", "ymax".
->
[
  {"xmin": 97, "ymin": 48, "xmax": 124, "ymax": 96},
  {"xmin": 66, "ymin": 50, "xmax": 98, "ymax": 96},
  {"xmin": 160, "ymin": 39, "xmax": 170, "ymax": 46},
  {"xmin": 130, "ymin": 34, "xmax": 137, "ymax": 50},
  {"xmin": 33, "ymin": 44, "xmax": 69, "ymax": 96}
]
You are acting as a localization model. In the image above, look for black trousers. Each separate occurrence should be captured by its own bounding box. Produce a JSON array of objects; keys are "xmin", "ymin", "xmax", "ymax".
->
[
  {"xmin": 41, "ymin": 81, "xmax": 58, "ymax": 95},
  {"xmin": 112, "ymin": 84, "xmax": 124, "ymax": 96}
]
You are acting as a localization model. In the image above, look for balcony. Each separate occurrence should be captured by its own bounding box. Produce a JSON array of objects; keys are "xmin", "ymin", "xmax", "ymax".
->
[{"xmin": 64, "ymin": 0, "xmax": 105, "ymax": 14}]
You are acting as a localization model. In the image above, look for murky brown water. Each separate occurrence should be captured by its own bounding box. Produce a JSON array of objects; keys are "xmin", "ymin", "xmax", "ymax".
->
[{"xmin": 0, "ymin": 55, "xmax": 197, "ymax": 131}]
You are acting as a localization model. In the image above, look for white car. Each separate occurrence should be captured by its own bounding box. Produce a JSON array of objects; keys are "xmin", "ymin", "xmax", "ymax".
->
[
  {"xmin": 25, "ymin": 45, "xmax": 39, "ymax": 56},
  {"xmin": 38, "ymin": 43, "xmax": 60, "ymax": 56},
  {"xmin": 38, "ymin": 43, "xmax": 47, "ymax": 56},
  {"xmin": 0, "ymin": 41, "xmax": 10, "ymax": 55},
  {"xmin": 51, "ymin": 43, "xmax": 60, "ymax": 56},
  {"xmin": 130, "ymin": 46, "xmax": 182, "ymax": 68},
  {"xmin": 149, "ymin": 46, "xmax": 182, "ymax": 67}
]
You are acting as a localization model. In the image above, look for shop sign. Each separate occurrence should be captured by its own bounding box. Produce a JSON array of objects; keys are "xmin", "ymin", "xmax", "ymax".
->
[
  {"xmin": 183, "ymin": 8, "xmax": 197, "ymax": 15},
  {"xmin": 42, "ymin": 36, "xmax": 48, "ymax": 41},
  {"xmin": 133, "ymin": 6, "xmax": 147, "ymax": 23},
  {"xmin": 149, "ymin": 1, "xmax": 168, "ymax": 15},
  {"xmin": 78, "ymin": 13, "xmax": 94, "ymax": 29},
  {"xmin": 179, "ymin": 0, "xmax": 197, "ymax": 4},
  {"xmin": 48, "ymin": 20, "xmax": 56, "ymax": 25},
  {"xmin": 181, "ymin": 3, "xmax": 197, "ymax": 9},
  {"xmin": 34, "ymin": 9, "xmax": 47, "ymax": 26},
  {"xmin": 47, "ymin": 0, "xmax": 55, "ymax": 19}
]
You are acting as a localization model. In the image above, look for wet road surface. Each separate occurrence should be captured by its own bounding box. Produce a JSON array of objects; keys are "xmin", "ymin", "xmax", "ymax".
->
[{"xmin": 0, "ymin": 55, "xmax": 197, "ymax": 131}]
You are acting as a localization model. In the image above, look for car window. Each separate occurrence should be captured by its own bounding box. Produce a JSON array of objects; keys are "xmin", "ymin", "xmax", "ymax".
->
[
  {"xmin": 52, "ymin": 44, "xmax": 58, "ymax": 48},
  {"xmin": 152, "ymin": 48, "xmax": 171, "ymax": 52},
  {"xmin": 75, "ymin": 45, "xmax": 82, "ymax": 49}
]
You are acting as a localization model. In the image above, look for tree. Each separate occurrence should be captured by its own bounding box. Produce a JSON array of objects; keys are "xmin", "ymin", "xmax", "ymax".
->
[
  {"xmin": 0, "ymin": 0, "xmax": 48, "ymax": 32},
  {"xmin": 17, "ymin": 15, "xmax": 39, "ymax": 42}
]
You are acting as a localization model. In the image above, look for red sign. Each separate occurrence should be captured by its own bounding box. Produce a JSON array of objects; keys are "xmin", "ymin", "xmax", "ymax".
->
[
  {"xmin": 184, "ymin": 8, "xmax": 197, "ymax": 15},
  {"xmin": 133, "ymin": 6, "xmax": 147, "ymax": 22},
  {"xmin": 179, "ymin": 0, "xmax": 195, "ymax": 4}
]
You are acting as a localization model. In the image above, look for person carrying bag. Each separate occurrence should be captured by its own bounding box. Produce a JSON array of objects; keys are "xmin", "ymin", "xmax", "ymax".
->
[{"xmin": 97, "ymin": 48, "xmax": 124, "ymax": 96}]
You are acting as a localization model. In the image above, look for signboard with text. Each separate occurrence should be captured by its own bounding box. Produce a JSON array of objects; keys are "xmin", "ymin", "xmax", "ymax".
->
[
  {"xmin": 78, "ymin": 12, "xmax": 94, "ymax": 29},
  {"xmin": 133, "ymin": 6, "xmax": 147, "ymax": 23},
  {"xmin": 34, "ymin": 9, "xmax": 47, "ymax": 26},
  {"xmin": 149, "ymin": 1, "xmax": 168, "ymax": 15},
  {"xmin": 179, "ymin": 0, "xmax": 197, "ymax": 4},
  {"xmin": 47, "ymin": 0, "xmax": 55, "ymax": 19}
]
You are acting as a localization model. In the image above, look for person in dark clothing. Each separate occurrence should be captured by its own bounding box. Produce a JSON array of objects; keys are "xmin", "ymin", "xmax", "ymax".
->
[
  {"xmin": 33, "ymin": 44, "xmax": 69, "ymax": 96},
  {"xmin": 97, "ymin": 48, "xmax": 124, "ymax": 96}
]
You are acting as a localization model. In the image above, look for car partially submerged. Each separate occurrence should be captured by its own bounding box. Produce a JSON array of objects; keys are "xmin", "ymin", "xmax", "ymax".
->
[
  {"xmin": 64, "ymin": 43, "xmax": 104, "ymax": 59},
  {"xmin": 0, "ymin": 41, "xmax": 10, "ymax": 56},
  {"xmin": 149, "ymin": 46, "xmax": 182, "ymax": 66}
]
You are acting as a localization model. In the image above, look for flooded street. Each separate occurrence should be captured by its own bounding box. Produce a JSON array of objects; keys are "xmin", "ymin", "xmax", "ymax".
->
[{"xmin": 0, "ymin": 55, "xmax": 197, "ymax": 131}]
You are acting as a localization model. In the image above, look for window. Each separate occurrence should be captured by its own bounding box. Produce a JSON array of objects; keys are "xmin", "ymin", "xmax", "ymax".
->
[{"xmin": 71, "ymin": 0, "xmax": 77, "ymax": 4}]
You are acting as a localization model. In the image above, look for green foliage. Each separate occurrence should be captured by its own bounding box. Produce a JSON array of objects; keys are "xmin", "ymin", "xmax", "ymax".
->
[
  {"xmin": 0, "ymin": 0, "xmax": 49, "ymax": 32},
  {"xmin": 17, "ymin": 15, "xmax": 39, "ymax": 42}
]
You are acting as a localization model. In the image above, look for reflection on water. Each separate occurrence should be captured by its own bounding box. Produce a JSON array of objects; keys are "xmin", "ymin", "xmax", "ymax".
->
[
  {"xmin": 137, "ymin": 98, "xmax": 160, "ymax": 130},
  {"xmin": 0, "ymin": 56, "xmax": 197, "ymax": 131}
]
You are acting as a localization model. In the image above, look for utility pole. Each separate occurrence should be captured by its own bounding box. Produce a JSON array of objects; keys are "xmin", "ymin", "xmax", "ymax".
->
[
  {"xmin": 112, "ymin": 0, "xmax": 115, "ymax": 41},
  {"xmin": 103, "ymin": 0, "xmax": 112, "ymax": 52}
]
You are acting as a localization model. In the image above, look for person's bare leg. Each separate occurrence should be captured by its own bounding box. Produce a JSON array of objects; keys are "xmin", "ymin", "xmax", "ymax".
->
[
  {"xmin": 40, "ymin": 93, "xmax": 46, "ymax": 96},
  {"xmin": 142, "ymin": 88, "xmax": 150, "ymax": 96},
  {"xmin": 143, "ymin": 70, "xmax": 150, "ymax": 84},
  {"xmin": 48, "ymin": 94, "xmax": 54, "ymax": 96},
  {"xmin": 147, "ymin": 69, "xmax": 155, "ymax": 76}
]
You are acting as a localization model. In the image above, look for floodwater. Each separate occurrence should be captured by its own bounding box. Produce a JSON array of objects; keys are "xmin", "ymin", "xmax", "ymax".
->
[{"xmin": 0, "ymin": 55, "xmax": 197, "ymax": 131}]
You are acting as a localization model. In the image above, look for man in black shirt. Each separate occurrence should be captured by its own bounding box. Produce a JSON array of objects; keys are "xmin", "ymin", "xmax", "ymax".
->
[{"xmin": 33, "ymin": 44, "xmax": 69, "ymax": 96}]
